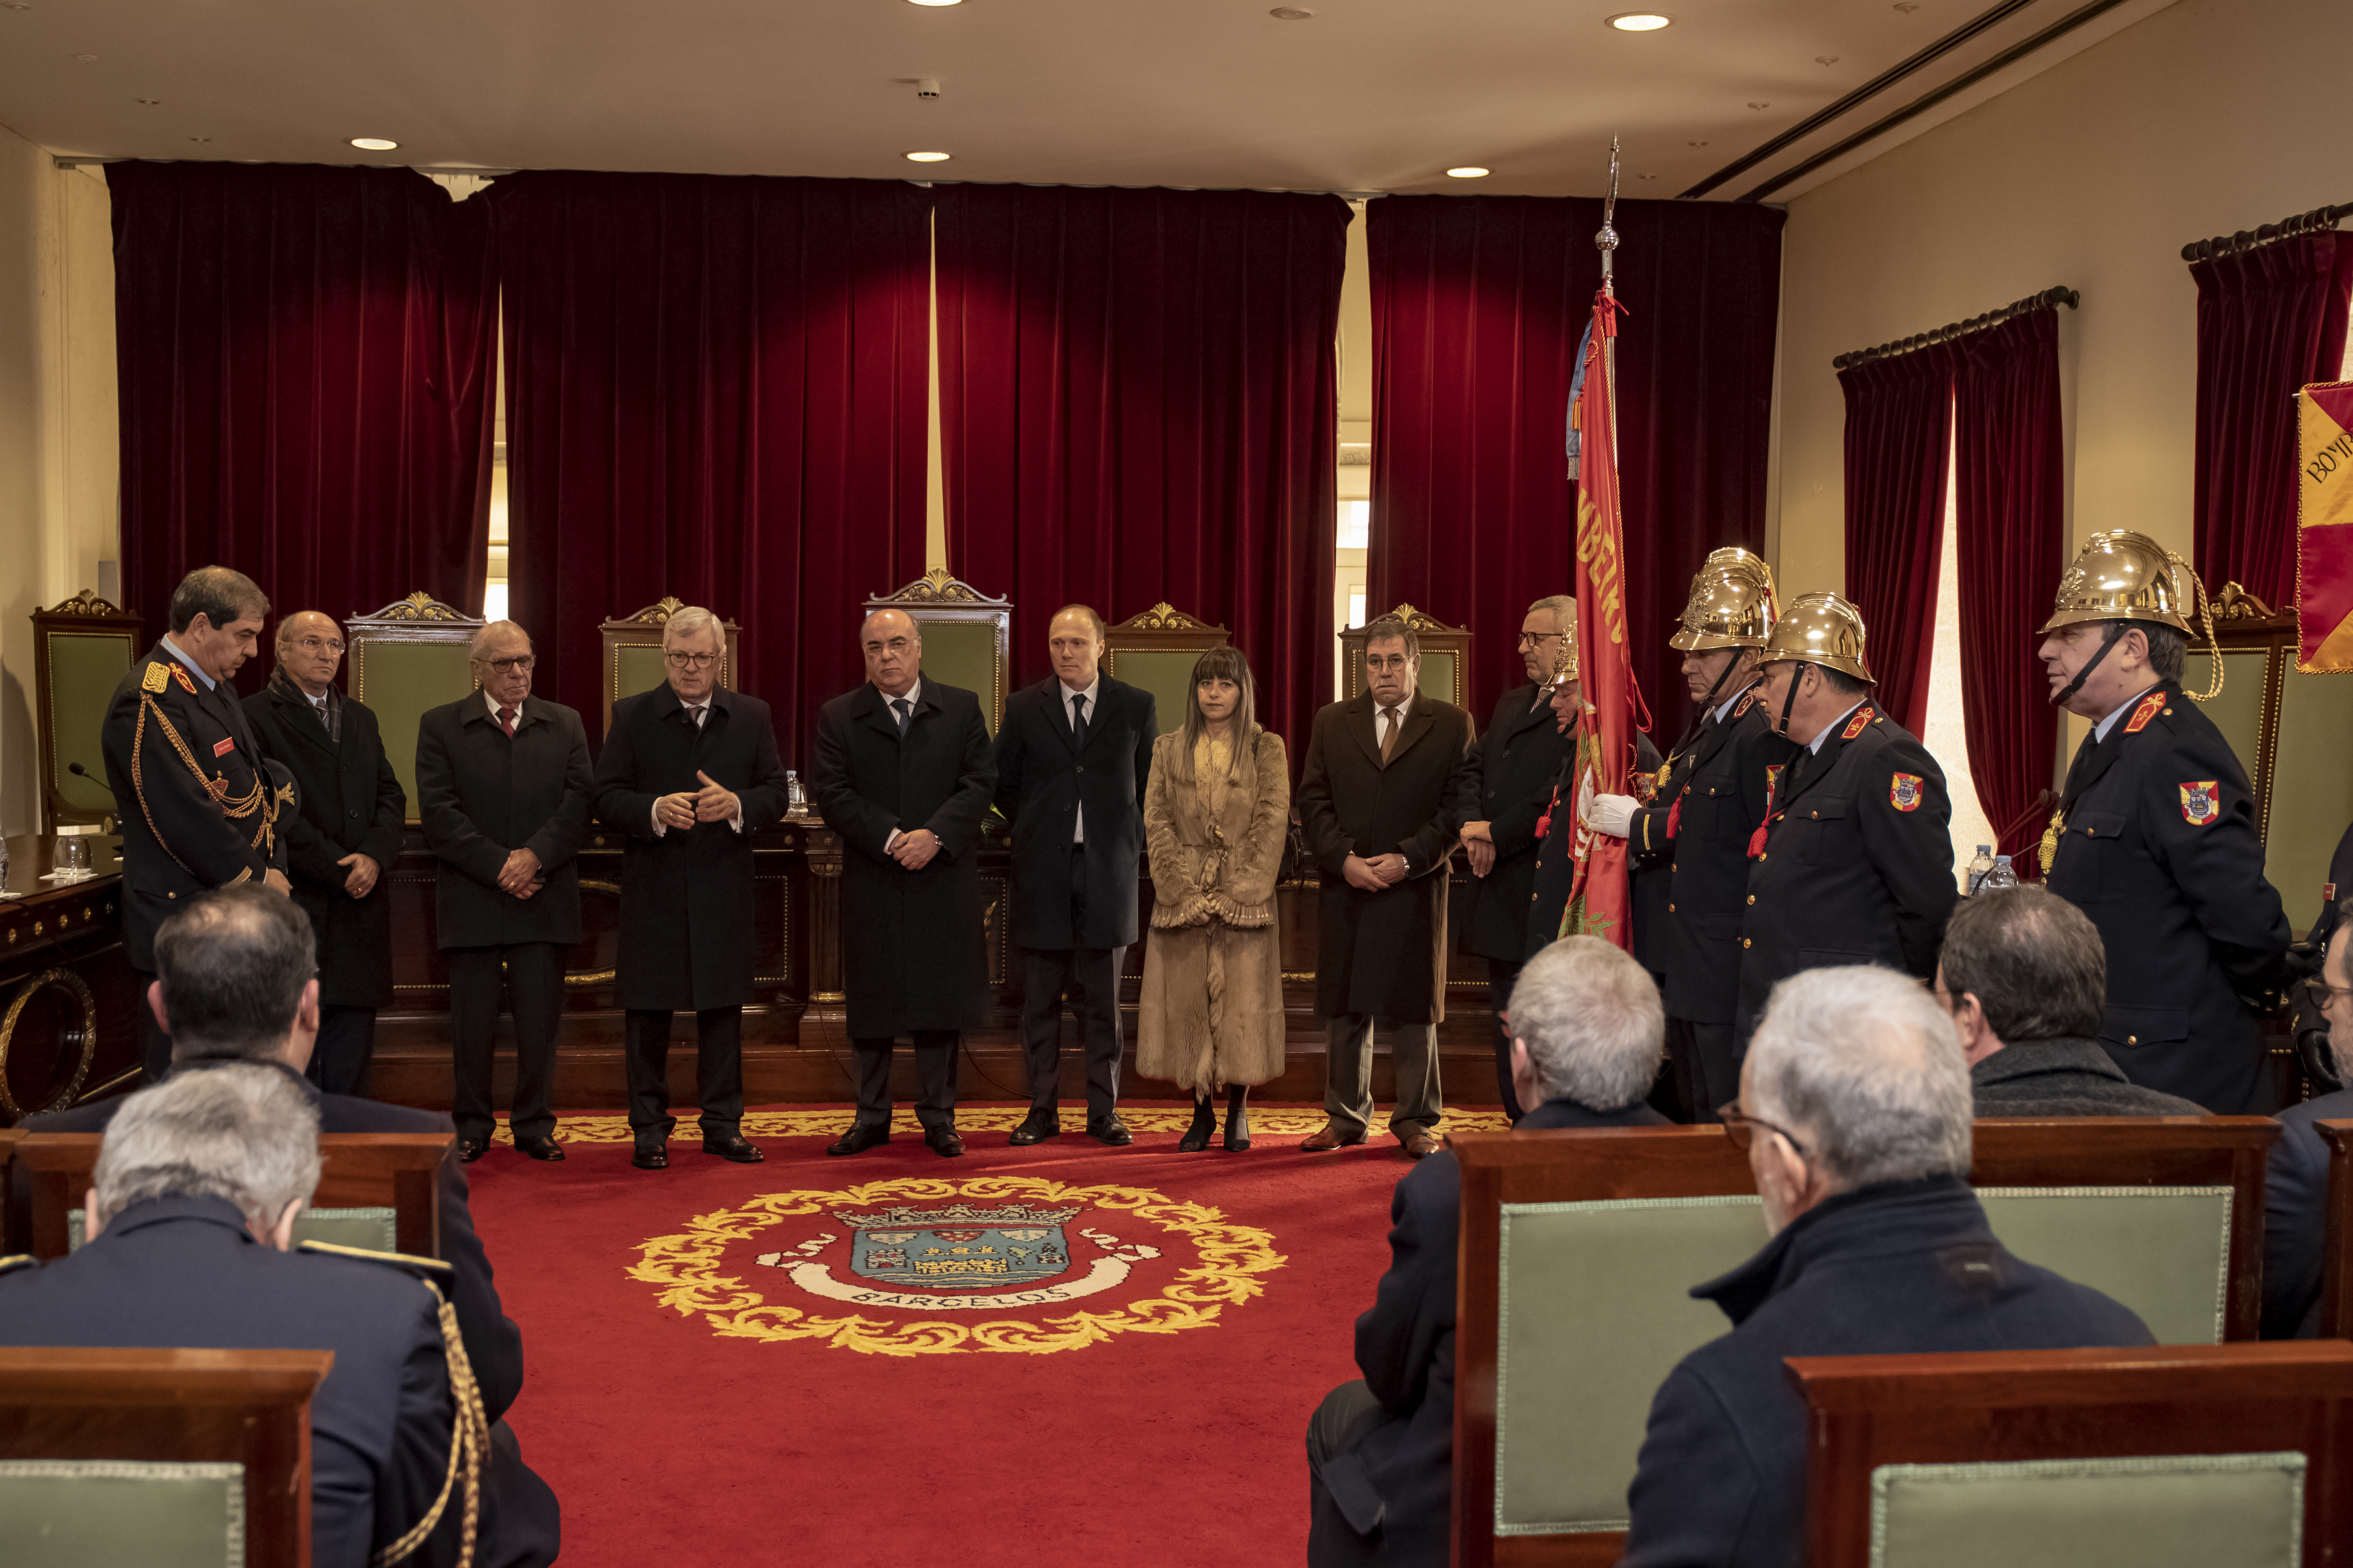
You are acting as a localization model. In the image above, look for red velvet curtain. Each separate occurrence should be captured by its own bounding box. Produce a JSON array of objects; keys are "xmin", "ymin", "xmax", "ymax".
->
[
  {"xmin": 112, "ymin": 161, "xmax": 498, "ymax": 668},
  {"xmin": 1955, "ymin": 310, "xmax": 2064, "ymax": 869},
  {"xmin": 932, "ymin": 183, "xmax": 1350, "ymax": 746},
  {"xmin": 1366, "ymin": 195, "xmax": 1784, "ymax": 735},
  {"xmin": 1838, "ymin": 344, "xmax": 1955, "ymax": 734},
  {"xmin": 491, "ymin": 171, "xmax": 932, "ymax": 752},
  {"xmin": 2191, "ymin": 232, "xmax": 2353, "ymax": 605}
]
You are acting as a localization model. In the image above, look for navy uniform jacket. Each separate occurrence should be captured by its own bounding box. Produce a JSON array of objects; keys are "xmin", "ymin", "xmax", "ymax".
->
[
  {"xmin": 1736, "ymin": 703, "xmax": 1953, "ymax": 1043},
  {"xmin": 1317, "ymin": 1095, "xmax": 1666, "ymax": 1568},
  {"xmin": 26, "ymin": 1056, "xmax": 526, "ymax": 1422},
  {"xmin": 416, "ymin": 693, "xmax": 596, "ymax": 951},
  {"xmin": 0, "ymin": 1195, "xmax": 466, "ymax": 1568},
  {"xmin": 2044, "ymin": 681, "xmax": 2292, "ymax": 1114},
  {"xmin": 103, "ymin": 642, "xmax": 289, "ymax": 971},
  {"xmin": 244, "ymin": 683, "xmax": 405, "ymax": 1009},
  {"xmin": 990, "ymin": 675, "xmax": 1156, "ymax": 951},
  {"xmin": 1465, "ymin": 683, "xmax": 1574, "ymax": 963},
  {"xmin": 1521, "ymin": 728, "xmax": 1665, "ymax": 962},
  {"xmin": 2262, "ymin": 1084, "xmax": 2353, "ymax": 1339},
  {"xmin": 1619, "ymin": 1176, "xmax": 2155, "ymax": 1568},
  {"xmin": 593, "ymin": 684, "xmax": 790, "ymax": 1012},
  {"xmin": 1628, "ymin": 691, "xmax": 1794, "ymax": 1025}
]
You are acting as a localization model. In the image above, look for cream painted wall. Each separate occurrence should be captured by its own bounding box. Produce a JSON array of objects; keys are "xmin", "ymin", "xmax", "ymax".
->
[{"xmin": 0, "ymin": 128, "xmax": 117, "ymax": 839}]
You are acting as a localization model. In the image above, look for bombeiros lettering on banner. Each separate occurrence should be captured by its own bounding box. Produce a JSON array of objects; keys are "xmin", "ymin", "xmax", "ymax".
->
[{"xmin": 2296, "ymin": 379, "xmax": 2353, "ymax": 672}]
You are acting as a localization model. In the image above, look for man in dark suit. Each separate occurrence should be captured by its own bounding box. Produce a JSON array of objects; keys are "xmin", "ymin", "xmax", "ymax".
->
[
  {"xmin": 810, "ymin": 607, "xmax": 997, "ymax": 1158},
  {"xmin": 1459, "ymin": 595, "xmax": 1579, "ymax": 1122},
  {"xmin": 242, "ymin": 610, "xmax": 405, "ymax": 1095},
  {"xmin": 1737, "ymin": 592, "xmax": 1954, "ymax": 1054},
  {"xmin": 1296, "ymin": 619, "xmax": 1477, "ymax": 1160},
  {"xmin": 415, "ymin": 620, "xmax": 595, "ymax": 1164},
  {"xmin": 593, "ymin": 605, "xmax": 789, "ymax": 1171},
  {"xmin": 2037, "ymin": 530, "xmax": 2292, "ymax": 1113},
  {"xmin": 1307, "ymin": 936, "xmax": 1666, "ymax": 1567},
  {"xmin": 101, "ymin": 564, "xmax": 291, "ymax": 1082},
  {"xmin": 992, "ymin": 605, "xmax": 1156, "ymax": 1147},
  {"xmin": 2263, "ymin": 907, "xmax": 2353, "ymax": 1338},
  {"xmin": 1619, "ymin": 966, "xmax": 2153, "ymax": 1568},
  {"xmin": 21, "ymin": 886, "xmax": 558, "ymax": 1567}
]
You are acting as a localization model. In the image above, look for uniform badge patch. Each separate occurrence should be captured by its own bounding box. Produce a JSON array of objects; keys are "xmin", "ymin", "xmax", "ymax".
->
[
  {"xmin": 212, "ymin": 736, "xmax": 236, "ymax": 758},
  {"xmin": 2124, "ymin": 690, "xmax": 2167, "ymax": 735},
  {"xmin": 2179, "ymin": 780, "xmax": 2220, "ymax": 826},
  {"xmin": 2327, "ymin": 882, "xmax": 2339, "ymax": 904},
  {"xmin": 169, "ymin": 663, "xmax": 197, "ymax": 696},
  {"xmin": 1733, "ymin": 690, "xmax": 1757, "ymax": 719},
  {"xmin": 140, "ymin": 661, "xmax": 170, "ymax": 693},
  {"xmin": 1840, "ymin": 705, "xmax": 1876, "ymax": 741},
  {"xmin": 1890, "ymin": 773, "xmax": 1924, "ymax": 812}
]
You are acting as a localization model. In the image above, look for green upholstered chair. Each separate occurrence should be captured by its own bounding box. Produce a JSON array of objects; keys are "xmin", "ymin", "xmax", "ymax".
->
[
  {"xmin": 345, "ymin": 593, "xmax": 487, "ymax": 826},
  {"xmin": 1339, "ymin": 605, "xmax": 1470, "ymax": 711},
  {"xmin": 63, "ymin": 1204, "xmax": 397, "ymax": 1254},
  {"xmin": 0, "ymin": 1345, "xmax": 328, "ymax": 1568},
  {"xmin": 31, "ymin": 591, "xmax": 144, "ymax": 830},
  {"xmin": 1103, "ymin": 603, "xmax": 1231, "ymax": 736},
  {"xmin": 1790, "ymin": 1342, "xmax": 2353, "ymax": 1568},
  {"xmin": 599, "ymin": 597, "xmax": 745, "ymax": 737},
  {"xmin": 864, "ymin": 570, "xmax": 1012, "ymax": 736}
]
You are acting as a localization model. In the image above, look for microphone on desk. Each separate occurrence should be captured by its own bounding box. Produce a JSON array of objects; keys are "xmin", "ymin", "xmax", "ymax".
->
[{"xmin": 67, "ymin": 761, "xmax": 114, "ymax": 796}]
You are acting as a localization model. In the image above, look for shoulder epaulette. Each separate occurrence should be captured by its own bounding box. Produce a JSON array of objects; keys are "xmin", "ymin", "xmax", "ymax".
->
[
  {"xmin": 0, "ymin": 1254, "xmax": 40, "ymax": 1277},
  {"xmin": 298, "ymin": 1239, "xmax": 452, "ymax": 1276},
  {"xmin": 141, "ymin": 660, "xmax": 171, "ymax": 693}
]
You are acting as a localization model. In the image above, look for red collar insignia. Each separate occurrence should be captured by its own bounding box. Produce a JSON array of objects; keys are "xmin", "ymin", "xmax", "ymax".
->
[
  {"xmin": 170, "ymin": 663, "xmax": 198, "ymax": 696},
  {"xmin": 1840, "ymin": 705, "xmax": 1875, "ymax": 741},
  {"xmin": 1732, "ymin": 690, "xmax": 1756, "ymax": 719},
  {"xmin": 2123, "ymin": 690, "xmax": 2168, "ymax": 735}
]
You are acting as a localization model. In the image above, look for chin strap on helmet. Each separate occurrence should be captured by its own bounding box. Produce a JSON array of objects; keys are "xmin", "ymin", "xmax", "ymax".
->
[
  {"xmin": 2047, "ymin": 621, "xmax": 2125, "ymax": 710},
  {"xmin": 1775, "ymin": 663, "xmax": 1807, "ymax": 737}
]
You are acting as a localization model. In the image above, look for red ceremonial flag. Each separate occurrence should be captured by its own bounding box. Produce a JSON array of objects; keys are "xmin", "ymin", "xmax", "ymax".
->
[{"xmin": 1560, "ymin": 289, "xmax": 1639, "ymax": 948}]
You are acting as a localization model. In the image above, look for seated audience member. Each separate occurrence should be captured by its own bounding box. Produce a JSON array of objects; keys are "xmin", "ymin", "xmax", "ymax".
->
[
  {"xmin": 2263, "ymin": 905, "xmax": 2353, "ymax": 1338},
  {"xmin": 0, "ymin": 1066, "xmax": 472, "ymax": 1568},
  {"xmin": 1306, "ymin": 936, "xmax": 1667, "ymax": 1568},
  {"xmin": 1936, "ymin": 884, "xmax": 2207, "ymax": 1116},
  {"xmin": 1619, "ymin": 965, "xmax": 2155, "ymax": 1568}
]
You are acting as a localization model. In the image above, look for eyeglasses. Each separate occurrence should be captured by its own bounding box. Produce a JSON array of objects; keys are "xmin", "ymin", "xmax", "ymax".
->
[
  {"xmin": 294, "ymin": 635, "xmax": 346, "ymax": 654},
  {"xmin": 665, "ymin": 651, "xmax": 721, "ymax": 669},
  {"xmin": 476, "ymin": 655, "xmax": 536, "ymax": 674},
  {"xmin": 1717, "ymin": 1101, "xmax": 1810, "ymax": 1159},
  {"xmin": 1516, "ymin": 632, "xmax": 1563, "ymax": 649},
  {"xmin": 2306, "ymin": 978, "xmax": 2348, "ymax": 1010}
]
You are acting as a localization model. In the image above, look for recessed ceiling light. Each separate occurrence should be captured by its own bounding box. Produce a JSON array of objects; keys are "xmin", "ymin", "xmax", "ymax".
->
[
  {"xmin": 906, "ymin": 0, "xmax": 962, "ymax": 5},
  {"xmin": 1815, "ymin": 54, "xmax": 1840, "ymax": 64},
  {"xmin": 904, "ymin": 150, "xmax": 952, "ymax": 163},
  {"xmin": 70, "ymin": 52, "xmax": 96, "ymax": 61},
  {"xmin": 135, "ymin": 98, "xmax": 161, "ymax": 106},
  {"xmin": 1447, "ymin": 166, "xmax": 1490, "ymax": 179},
  {"xmin": 350, "ymin": 136, "xmax": 399, "ymax": 151},
  {"xmin": 1605, "ymin": 12, "xmax": 1671, "ymax": 30}
]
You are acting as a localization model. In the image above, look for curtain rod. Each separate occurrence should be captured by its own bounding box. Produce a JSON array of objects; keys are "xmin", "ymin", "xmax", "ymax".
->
[
  {"xmin": 1831, "ymin": 284, "xmax": 2078, "ymax": 370},
  {"xmin": 2181, "ymin": 203, "xmax": 2351, "ymax": 264}
]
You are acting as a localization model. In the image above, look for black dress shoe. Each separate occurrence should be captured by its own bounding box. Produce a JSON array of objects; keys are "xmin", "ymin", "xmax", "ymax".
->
[
  {"xmin": 459, "ymin": 1137, "xmax": 489, "ymax": 1164},
  {"xmin": 703, "ymin": 1133, "xmax": 765, "ymax": 1163},
  {"xmin": 631, "ymin": 1145, "xmax": 669, "ymax": 1171},
  {"xmin": 514, "ymin": 1134, "xmax": 566, "ymax": 1163},
  {"xmin": 1008, "ymin": 1112, "xmax": 1061, "ymax": 1147},
  {"xmin": 1087, "ymin": 1115, "xmax": 1133, "ymax": 1147},
  {"xmin": 827, "ymin": 1123, "xmax": 890, "ymax": 1157},
  {"xmin": 925, "ymin": 1126, "xmax": 965, "ymax": 1158}
]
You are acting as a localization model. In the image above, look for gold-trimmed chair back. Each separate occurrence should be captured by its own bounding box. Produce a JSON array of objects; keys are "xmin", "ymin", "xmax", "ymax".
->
[
  {"xmin": 1102, "ymin": 603, "xmax": 1231, "ymax": 736},
  {"xmin": 864, "ymin": 570, "xmax": 1012, "ymax": 736},
  {"xmin": 345, "ymin": 593, "xmax": 485, "ymax": 825}
]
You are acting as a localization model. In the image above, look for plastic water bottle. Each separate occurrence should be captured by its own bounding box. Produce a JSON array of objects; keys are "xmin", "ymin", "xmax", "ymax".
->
[
  {"xmin": 1980, "ymin": 855, "xmax": 2019, "ymax": 892},
  {"xmin": 1964, "ymin": 844, "xmax": 1994, "ymax": 894}
]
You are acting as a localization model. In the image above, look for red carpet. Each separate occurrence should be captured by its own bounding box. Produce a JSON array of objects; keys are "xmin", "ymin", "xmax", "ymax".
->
[{"xmin": 465, "ymin": 1103, "xmax": 1507, "ymax": 1566}]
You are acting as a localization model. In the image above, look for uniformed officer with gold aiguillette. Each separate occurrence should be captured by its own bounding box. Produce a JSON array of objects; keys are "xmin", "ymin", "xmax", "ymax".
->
[
  {"xmin": 1734, "ymin": 591, "xmax": 1954, "ymax": 1054},
  {"xmin": 2036, "ymin": 530, "xmax": 2290, "ymax": 1114}
]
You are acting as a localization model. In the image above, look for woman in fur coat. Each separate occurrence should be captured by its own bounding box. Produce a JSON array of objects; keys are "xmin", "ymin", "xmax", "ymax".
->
[{"xmin": 1137, "ymin": 646, "xmax": 1292, "ymax": 1151}]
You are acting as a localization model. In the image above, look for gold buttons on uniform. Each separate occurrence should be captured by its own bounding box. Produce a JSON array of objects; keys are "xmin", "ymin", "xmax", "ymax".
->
[
  {"xmin": 2127, "ymin": 1034, "xmax": 2138, "ymax": 1045},
  {"xmin": 1742, "ymin": 938, "xmax": 1752, "ymax": 948},
  {"xmin": 1747, "ymin": 894, "xmax": 1756, "ymax": 905},
  {"xmin": 1668, "ymin": 903, "xmax": 1676, "ymax": 913},
  {"xmin": 1810, "ymin": 810, "xmax": 1819, "ymax": 819}
]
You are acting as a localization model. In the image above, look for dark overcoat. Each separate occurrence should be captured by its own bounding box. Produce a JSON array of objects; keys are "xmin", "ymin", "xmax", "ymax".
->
[
  {"xmin": 415, "ymin": 693, "xmax": 595, "ymax": 950},
  {"xmin": 1465, "ymin": 683, "xmax": 1573, "ymax": 962},
  {"xmin": 1296, "ymin": 691, "xmax": 1477, "ymax": 1024},
  {"xmin": 1969, "ymin": 1035, "xmax": 2208, "ymax": 1118},
  {"xmin": 991, "ymin": 674, "xmax": 1156, "ymax": 951},
  {"xmin": 2262, "ymin": 1084, "xmax": 2353, "ymax": 1339},
  {"xmin": 103, "ymin": 643, "xmax": 288, "ymax": 971},
  {"xmin": 1628, "ymin": 691, "xmax": 1795, "ymax": 1024},
  {"xmin": 592, "ymin": 684, "xmax": 788, "ymax": 1012},
  {"xmin": 243, "ymin": 684, "xmax": 405, "ymax": 1008},
  {"xmin": 1521, "ymin": 726, "xmax": 1664, "ymax": 961},
  {"xmin": 810, "ymin": 680, "xmax": 997, "ymax": 1038},
  {"xmin": 1314, "ymin": 1096, "xmax": 1665, "ymax": 1568},
  {"xmin": 2044, "ymin": 680, "xmax": 2292, "ymax": 1113},
  {"xmin": 1736, "ymin": 703, "xmax": 1955, "ymax": 1043},
  {"xmin": 1619, "ymin": 1177, "xmax": 2155, "ymax": 1568}
]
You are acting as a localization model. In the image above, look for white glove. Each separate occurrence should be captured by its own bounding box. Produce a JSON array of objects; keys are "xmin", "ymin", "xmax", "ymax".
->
[{"xmin": 1589, "ymin": 792, "xmax": 1638, "ymax": 838}]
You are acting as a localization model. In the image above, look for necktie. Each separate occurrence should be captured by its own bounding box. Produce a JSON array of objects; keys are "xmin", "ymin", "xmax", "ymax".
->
[
  {"xmin": 315, "ymin": 696, "xmax": 332, "ymax": 733},
  {"xmin": 1071, "ymin": 692, "xmax": 1090, "ymax": 749},
  {"xmin": 690, "ymin": 704, "xmax": 707, "ymax": 730},
  {"xmin": 1379, "ymin": 706, "xmax": 1400, "ymax": 764},
  {"xmin": 498, "ymin": 706, "xmax": 517, "ymax": 738},
  {"xmin": 891, "ymin": 697, "xmax": 911, "ymax": 735}
]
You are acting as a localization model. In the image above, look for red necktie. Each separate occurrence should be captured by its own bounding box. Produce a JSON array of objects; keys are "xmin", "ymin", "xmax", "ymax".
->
[{"xmin": 499, "ymin": 706, "xmax": 517, "ymax": 737}]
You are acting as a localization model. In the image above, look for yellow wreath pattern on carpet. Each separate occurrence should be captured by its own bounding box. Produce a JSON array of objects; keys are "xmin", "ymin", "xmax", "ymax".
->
[
  {"xmin": 512, "ymin": 1105, "xmax": 1515, "ymax": 1145},
  {"xmin": 630, "ymin": 1174, "xmax": 1287, "ymax": 1356}
]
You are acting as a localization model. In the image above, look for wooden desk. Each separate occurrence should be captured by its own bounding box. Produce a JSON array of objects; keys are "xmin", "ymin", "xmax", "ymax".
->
[{"xmin": 0, "ymin": 834, "xmax": 137, "ymax": 1123}]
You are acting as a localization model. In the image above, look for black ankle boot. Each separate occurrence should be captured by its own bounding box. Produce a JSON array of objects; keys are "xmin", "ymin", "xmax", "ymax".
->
[
  {"xmin": 1224, "ymin": 1085, "xmax": 1252, "ymax": 1152},
  {"xmin": 1178, "ymin": 1094, "xmax": 1217, "ymax": 1152}
]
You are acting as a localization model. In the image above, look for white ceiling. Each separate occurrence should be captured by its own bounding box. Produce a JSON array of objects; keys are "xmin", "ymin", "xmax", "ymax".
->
[{"xmin": 0, "ymin": 0, "xmax": 2178, "ymax": 200}]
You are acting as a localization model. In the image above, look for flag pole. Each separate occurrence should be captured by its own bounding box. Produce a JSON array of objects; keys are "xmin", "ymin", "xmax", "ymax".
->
[{"xmin": 1597, "ymin": 136, "xmax": 1621, "ymax": 426}]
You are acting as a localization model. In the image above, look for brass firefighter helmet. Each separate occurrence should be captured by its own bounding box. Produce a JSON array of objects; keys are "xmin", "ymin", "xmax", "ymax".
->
[
  {"xmin": 1757, "ymin": 591, "xmax": 1873, "ymax": 683},
  {"xmin": 2038, "ymin": 530, "xmax": 2196, "ymax": 635},
  {"xmin": 1669, "ymin": 547, "xmax": 1778, "ymax": 651}
]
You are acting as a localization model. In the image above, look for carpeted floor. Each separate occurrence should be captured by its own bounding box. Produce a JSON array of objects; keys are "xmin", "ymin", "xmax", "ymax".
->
[{"xmin": 466, "ymin": 1102, "xmax": 1509, "ymax": 1566}]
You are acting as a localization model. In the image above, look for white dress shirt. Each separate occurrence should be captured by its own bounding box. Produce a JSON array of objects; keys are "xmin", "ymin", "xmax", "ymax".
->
[{"xmin": 1062, "ymin": 676, "xmax": 1100, "ymax": 844}]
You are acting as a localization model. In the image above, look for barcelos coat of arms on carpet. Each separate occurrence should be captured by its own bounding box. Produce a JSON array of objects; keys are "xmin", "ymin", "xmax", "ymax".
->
[{"xmin": 631, "ymin": 1175, "xmax": 1282, "ymax": 1356}]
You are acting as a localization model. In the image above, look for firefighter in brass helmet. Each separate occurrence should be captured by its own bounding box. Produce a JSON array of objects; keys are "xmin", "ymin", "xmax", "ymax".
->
[
  {"xmin": 2036, "ymin": 529, "xmax": 2290, "ymax": 1113},
  {"xmin": 1734, "ymin": 591, "xmax": 1955, "ymax": 1054}
]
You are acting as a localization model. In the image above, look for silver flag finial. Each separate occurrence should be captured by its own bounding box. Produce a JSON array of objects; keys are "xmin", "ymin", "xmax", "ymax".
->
[{"xmin": 1597, "ymin": 135, "xmax": 1622, "ymax": 285}]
